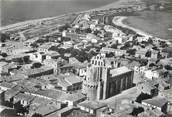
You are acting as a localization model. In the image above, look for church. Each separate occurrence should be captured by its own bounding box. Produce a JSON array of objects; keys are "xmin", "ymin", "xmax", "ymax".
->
[{"xmin": 82, "ymin": 54, "xmax": 134, "ymax": 100}]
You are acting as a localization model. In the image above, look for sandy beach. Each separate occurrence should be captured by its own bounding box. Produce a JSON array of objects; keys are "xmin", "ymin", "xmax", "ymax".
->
[
  {"xmin": 0, "ymin": 0, "xmax": 139, "ymax": 31},
  {"xmin": 112, "ymin": 16, "xmax": 172, "ymax": 45}
]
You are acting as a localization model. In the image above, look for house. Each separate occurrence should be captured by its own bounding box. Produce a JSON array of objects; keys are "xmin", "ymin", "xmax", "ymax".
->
[
  {"xmin": 0, "ymin": 62, "xmax": 8, "ymax": 74},
  {"xmin": 78, "ymin": 100, "xmax": 107, "ymax": 114},
  {"xmin": 144, "ymin": 70, "xmax": 159, "ymax": 80},
  {"xmin": 30, "ymin": 101, "xmax": 62, "ymax": 117},
  {"xmin": 137, "ymin": 80, "xmax": 158, "ymax": 96},
  {"xmin": 100, "ymin": 47, "xmax": 126, "ymax": 57},
  {"xmin": 13, "ymin": 93, "xmax": 35, "ymax": 107},
  {"xmin": 38, "ymin": 43, "xmax": 55, "ymax": 53},
  {"xmin": 43, "ymin": 59, "xmax": 59, "ymax": 72},
  {"xmin": 135, "ymin": 49, "xmax": 147, "ymax": 58},
  {"xmin": 114, "ymin": 49, "xmax": 126, "ymax": 56},
  {"xmin": 137, "ymin": 36, "xmax": 149, "ymax": 42},
  {"xmin": 63, "ymin": 92, "xmax": 86, "ymax": 106},
  {"xmin": 142, "ymin": 96, "xmax": 168, "ymax": 113},
  {"xmin": 22, "ymin": 66, "xmax": 54, "ymax": 78},
  {"xmin": 96, "ymin": 102, "xmax": 133, "ymax": 117},
  {"xmin": 59, "ymin": 63, "xmax": 87, "ymax": 75},
  {"xmin": 46, "ymin": 106, "xmax": 75, "ymax": 117},
  {"xmin": 28, "ymin": 78, "xmax": 54, "ymax": 90},
  {"xmin": 127, "ymin": 61, "xmax": 141, "ymax": 70},
  {"xmin": 7, "ymin": 54, "xmax": 30, "ymax": 64},
  {"xmin": 46, "ymin": 51, "xmax": 60, "ymax": 59},
  {"xmin": 57, "ymin": 74, "xmax": 82, "ymax": 92},
  {"xmin": 113, "ymin": 36, "xmax": 124, "ymax": 44},
  {"xmin": 0, "ymin": 82, "xmax": 16, "ymax": 91},
  {"xmin": 33, "ymin": 89, "xmax": 66, "ymax": 103},
  {"xmin": 62, "ymin": 41, "xmax": 74, "ymax": 49},
  {"xmin": 0, "ymin": 90, "xmax": 5, "ymax": 104},
  {"xmin": 29, "ymin": 52, "xmax": 46, "ymax": 63},
  {"xmin": 69, "ymin": 57, "xmax": 81, "ymax": 64},
  {"xmin": 0, "ymin": 62, "xmax": 18, "ymax": 74},
  {"xmin": 151, "ymin": 50, "xmax": 159, "ymax": 59},
  {"xmin": 138, "ymin": 108, "xmax": 165, "ymax": 117},
  {"xmin": 4, "ymin": 87, "xmax": 21, "ymax": 103},
  {"xmin": 159, "ymin": 88, "xmax": 172, "ymax": 114},
  {"xmin": 134, "ymin": 66, "xmax": 147, "ymax": 74}
]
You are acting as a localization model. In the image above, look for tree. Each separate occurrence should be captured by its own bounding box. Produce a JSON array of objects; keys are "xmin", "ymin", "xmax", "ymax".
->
[
  {"xmin": 148, "ymin": 38, "xmax": 153, "ymax": 44},
  {"xmin": 130, "ymin": 107, "xmax": 144, "ymax": 116},
  {"xmin": 0, "ymin": 52, "xmax": 8, "ymax": 57},
  {"xmin": 145, "ymin": 51, "xmax": 151, "ymax": 57},
  {"xmin": 0, "ymin": 33, "xmax": 10, "ymax": 42},
  {"xmin": 136, "ymin": 93, "xmax": 152, "ymax": 103},
  {"xmin": 127, "ymin": 49, "xmax": 136, "ymax": 55},
  {"xmin": 106, "ymin": 52, "xmax": 114, "ymax": 57},
  {"xmin": 165, "ymin": 65, "xmax": 172, "ymax": 70},
  {"xmin": 59, "ymin": 23, "xmax": 71, "ymax": 32},
  {"xmin": 30, "ymin": 43, "xmax": 39, "ymax": 48},
  {"xmin": 111, "ymin": 44, "xmax": 118, "ymax": 49},
  {"xmin": 85, "ymin": 28, "xmax": 92, "ymax": 33}
]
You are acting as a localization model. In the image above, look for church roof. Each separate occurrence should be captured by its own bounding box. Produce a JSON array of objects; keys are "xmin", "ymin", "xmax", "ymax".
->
[{"xmin": 110, "ymin": 66, "xmax": 132, "ymax": 77}]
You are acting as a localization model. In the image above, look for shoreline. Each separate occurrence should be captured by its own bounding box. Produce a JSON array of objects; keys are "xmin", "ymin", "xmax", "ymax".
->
[
  {"xmin": 0, "ymin": 1, "xmax": 119, "ymax": 31},
  {"xmin": 0, "ymin": 0, "xmax": 136, "ymax": 31},
  {"xmin": 112, "ymin": 16, "xmax": 172, "ymax": 45}
]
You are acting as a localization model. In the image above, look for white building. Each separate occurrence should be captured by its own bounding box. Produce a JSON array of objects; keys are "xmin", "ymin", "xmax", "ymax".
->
[{"xmin": 144, "ymin": 70, "xmax": 159, "ymax": 80}]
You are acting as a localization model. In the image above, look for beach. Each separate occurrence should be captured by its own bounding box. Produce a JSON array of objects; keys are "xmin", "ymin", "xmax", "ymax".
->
[
  {"xmin": 0, "ymin": 0, "xmax": 137, "ymax": 31},
  {"xmin": 123, "ymin": 10, "xmax": 172, "ymax": 40},
  {"xmin": 112, "ymin": 16, "xmax": 171, "ymax": 45}
]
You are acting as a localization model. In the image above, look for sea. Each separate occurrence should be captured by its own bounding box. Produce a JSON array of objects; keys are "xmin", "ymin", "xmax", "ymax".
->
[
  {"xmin": 1, "ymin": 0, "xmax": 172, "ymax": 40},
  {"xmin": 124, "ymin": 10, "xmax": 172, "ymax": 40},
  {"xmin": 1, "ymin": 0, "xmax": 116, "ymax": 26}
]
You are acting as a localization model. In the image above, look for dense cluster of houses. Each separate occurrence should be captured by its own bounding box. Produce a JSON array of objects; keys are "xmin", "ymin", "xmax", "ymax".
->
[{"xmin": 0, "ymin": 4, "xmax": 172, "ymax": 117}]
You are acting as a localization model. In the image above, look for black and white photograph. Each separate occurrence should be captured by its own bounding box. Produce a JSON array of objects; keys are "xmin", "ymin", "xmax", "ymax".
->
[{"xmin": 0, "ymin": 0, "xmax": 172, "ymax": 117}]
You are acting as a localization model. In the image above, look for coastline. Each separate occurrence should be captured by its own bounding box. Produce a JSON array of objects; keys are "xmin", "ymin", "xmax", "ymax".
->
[
  {"xmin": 112, "ymin": 16, "xmax": 172, "ymax": 45},
  {"xmin": 0, "ymin": 0, "xmax": 133, "ymax": 31}
]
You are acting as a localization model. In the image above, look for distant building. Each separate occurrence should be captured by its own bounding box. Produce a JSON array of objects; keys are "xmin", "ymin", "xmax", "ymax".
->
[
  {"xmin": 135, "ymin": 49, "xmax": 147, "ymax": 58},
  {"xmin": 142, "ymin": 96, "xmax": 168, "ymax": 114},
  {"xmin": 29, "ymin": 52, "xmax": 46, "ymax": 63},
  {"xmin": 46, "ymin": 51, "xmax": 60, "ymax": 59},
  {"xmin": 100, "ymin": 47, "xmax": 126, "ymax": 57},
  {"xmin": 144, "ymin": 70, "xmax": 160, "ymax": 80},
  {"xmin": 0, "ymin": 62, "xmax": 8, "ymax": 75},
  {"xmin": 14, "ymin": 93, "xmax": 35, "ymax": 107},
  {"xmin": 63, "ymin": 92, "xmax": 86, "ymax": 106},
  {"xmin": 159, "ymin": 88, "xmax": 172, "ymax": 114},
  {"xmin": 151, "ymin": 50, "xmax": 159, "ymax": 59},
  {"xmin": 22, "ymin": 66, "xmax": 54, "ymax": 78},
  {"xmin": 38, "ymin": 42, "xmax": 56, "ymax": 53},
  {"xmin": 57, "ymin": 74, "xmax": 82, "ymax": 92},
  {"xmin": 137, "ymin": 80, "xmax": 158, "ymax": 96},
  {"xmin": 78, "ymin": 100, "xmax": 107, "ymax": 114},
  {"xmin": 82, "ymin": 54, "xmax": 134, "ymax": 100},
  {"xmin": 0, "ymin": 82, "xmax": 16, "ymax": 91},
  {"xmin": 137, "ymin": 36, "xmax": 149, "ymax": 42}
]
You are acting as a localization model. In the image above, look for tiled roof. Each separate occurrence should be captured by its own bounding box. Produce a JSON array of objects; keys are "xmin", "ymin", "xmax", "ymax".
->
[{"xmin": 110, "ymin": 66, "xmax": 132, "ymax": 77}]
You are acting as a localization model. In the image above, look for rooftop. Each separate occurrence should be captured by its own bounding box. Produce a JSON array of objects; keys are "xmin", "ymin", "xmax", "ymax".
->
[
  {"xmin": 0, "ymin": 82, "xmax": 16, "ymax": 89},
  {"xmin": 64, "ymin": 92, "xmax": 86, "ymax": 102},
  {"xmin": 78, "ymin": 100, "xmax": 106, "ymax": 110},
  {"xmin": 142, "ymin": 96, "xmax": 168, "ymax": 108},
  {"xmin": 64, "ymin": 74, "xmax": 82, "ymax": 85},
  {"xmin": 110, "ymin": 66, "xmax": 132, "ymax": 77},
  {"xmin": 21, "ymin": 66, "xmax": 53, "ymax": 76},
  {"xmin": 14, "ymin": 93, "xmax": 35, "ymax": 102},
  {"xmin": 35, "ymin": 89, "xmax": 66, "ymax": 101}
]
